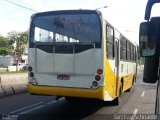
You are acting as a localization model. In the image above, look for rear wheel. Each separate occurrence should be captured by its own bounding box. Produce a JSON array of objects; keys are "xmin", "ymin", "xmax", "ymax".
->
[
  {"xmin": 65, "ymin": 97, "xmax": 81, "ymax": 101},
  {"xmin": 125, "ymin": 88, "xmax": 131, "ymax": 92},
  {"xmin": 108, "ymin": 82, "xmax": 123, "ymax": 106},
  {"xmin": 119, "ymin": 82, "xmax": 123, "ymax": 96},
  {"xmin": 126, "ymin": 76, "xmax": 135, "ymax": 92},
  {"xmin": 109, "ymin": 97, "xmax": 119, "ymax": 106}
]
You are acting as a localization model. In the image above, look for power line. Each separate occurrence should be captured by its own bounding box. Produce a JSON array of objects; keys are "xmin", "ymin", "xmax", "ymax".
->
[{"xmin": 4, "ymin": 0, "xmax": 38, "ymax": 12}]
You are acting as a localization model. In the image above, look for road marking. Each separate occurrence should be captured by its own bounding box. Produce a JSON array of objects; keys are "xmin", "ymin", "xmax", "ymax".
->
[
  {"xmin": 130, "ymin": 108, "xmax": 138, "ymax": 120},
  {"xmin": 46, "ymin": 100, "xmax": 57, "ymax": 105},
  {"xmin": 46, "ymin": 97, "xmax": 64, "ymax": 105},
  {"xmin": 59, "ymin": 97, "xmax": 65, "ymax": 101},
  {"xmin": 10, "ymin": 98, "xmax": 64, "ymax": 115},
  {"xmin": 133, "ymin": 108, "xmax": 138, "ymax": 115},
  {"xmin": 10, "ymin": 102, "xmax": 43, "ymax": 114},
  {"xmin": 141, "ymin": 91, "xmax": 145, "ymax": 97},
  {"xmin": 18, "ymin": 105, "xmax": 45, "ymax": 115}
]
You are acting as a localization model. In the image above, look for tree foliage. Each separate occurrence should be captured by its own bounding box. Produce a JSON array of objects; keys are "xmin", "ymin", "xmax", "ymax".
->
[
  {"xmin": 0, "ymin": 31, "xmax": 28, "ymax": 63},
  {"xmin": 0, "ymin": 35, "xmax": 11, "ymax": 56},
  {"xmin": 7, "ymin": 31, "xmax": 28, "ymax": 63},
  {"xmin": 0, "ymin": 35, "xmax": 7, "ymax": 47}
]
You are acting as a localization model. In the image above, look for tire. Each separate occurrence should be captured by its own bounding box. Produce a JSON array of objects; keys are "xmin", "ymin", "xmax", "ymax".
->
[
  {"xmin": 119, "ymin": 82, "xmax": 123, "ymax": 96},
  {"xmin": 65, "ymin": 97, "xmax": 80, "ymax": 101},
  {"xmin": 107, "ymin": 82, "xmax": 123, "ymax": 106},
  {"xmin": 125, "ymin": 88, "xmax": 131, "ymax": 92},
  {"xmin": 126, "ymin": 77, "xmax": 135, "ymax": 92},
  {"xmin": 109, "ymin": 97, "xmax": 119, "ymax": 106}
]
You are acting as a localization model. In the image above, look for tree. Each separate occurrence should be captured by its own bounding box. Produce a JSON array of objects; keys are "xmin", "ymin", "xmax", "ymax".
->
[
  {"xmin": 0, "ymin": 35, "xmax": 11, "ymax": 56},
  {"xmin": 0, "ymin": 35, "xmax": 7, "ymax": 46},
  {"xmin": 0, "ymin": 31, "xmax": 28, "ymax": 65},
  {"xmin": 7, "ymin": 31, "xmax": 28, "ymax": 64}
]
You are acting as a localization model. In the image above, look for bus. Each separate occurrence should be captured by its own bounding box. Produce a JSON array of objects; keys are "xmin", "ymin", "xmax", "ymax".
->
[{"xmin": 28, "ymin": 10, "xmax": 137, "ymax": 104}]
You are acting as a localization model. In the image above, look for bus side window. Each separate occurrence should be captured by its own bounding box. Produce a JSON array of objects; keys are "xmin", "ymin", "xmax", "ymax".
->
[
  {"xmin": 106, "ymin": 26, "xmax": 114, "ymax": 59},
  {"xmin": 131, "ymin": 44, "xmax": 134, "ymax": 62},
  {"xmin": 127, "ymin": 41, "xmax": 131, "ymax": 61},
  {"xmin": 120, "ymin": 37, "xmax": 127, "ymax": 60},
  {"xmin": 134, "ymin": 46, "xmax": 137, "ymax": 62}
]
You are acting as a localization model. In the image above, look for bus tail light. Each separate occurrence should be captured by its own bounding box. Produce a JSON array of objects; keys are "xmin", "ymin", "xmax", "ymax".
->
[
  {"xmin": 95, "ymin": 75, "xmax": 101, "ymax": 81},
  {"xmin": 97, "ymin": 69, "xmax": 103, "ymax": 75}
]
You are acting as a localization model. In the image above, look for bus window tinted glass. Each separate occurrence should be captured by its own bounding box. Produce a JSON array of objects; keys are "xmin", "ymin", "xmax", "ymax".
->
[
  {"xmin": 32, "ymin": 13, "xmax": 101, "ymax": 44},
  {"xmin": 106, "ymin": 26, "xmax": 114, "ymax": 59}
]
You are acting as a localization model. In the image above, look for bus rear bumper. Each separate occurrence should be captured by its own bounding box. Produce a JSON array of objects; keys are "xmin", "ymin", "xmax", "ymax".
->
[{"xmin": 28, "ymin": 82, "xmax": 106, "ymax": 101}]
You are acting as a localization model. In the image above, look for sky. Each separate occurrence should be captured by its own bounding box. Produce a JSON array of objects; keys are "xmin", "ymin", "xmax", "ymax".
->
[{"xmin": 0, "ymin": 0, "xmax": 160, "ymax": 44}]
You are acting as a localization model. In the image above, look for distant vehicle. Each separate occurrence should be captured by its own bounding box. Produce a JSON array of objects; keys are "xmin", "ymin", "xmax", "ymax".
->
[
  {"xmin": 7, "ymin": 63, "xmax": 26, "ymax": 71},
  {"xmin": 22, "ymin": 64, "xmax": 28, "ymax": 70},
  {"xmin": 12, "ymin": 63, "xmax": 26, "ymax": 70},
  {"xmin": 28, "ymin": 10, "xmax": 138, "ymax": 105}
]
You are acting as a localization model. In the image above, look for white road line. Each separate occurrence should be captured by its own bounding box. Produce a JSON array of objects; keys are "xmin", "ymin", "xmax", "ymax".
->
[
  {"xmin": 46, "ymin": 97, "xmax": 64, "ymax": 105},
  {"xmin": 18, "ymin": 105, "xmax": 45, "ymax": 115},
  {"xmin": 133, "ymin": 108, "xmax": 138, "ymax": 115},
  {"xmin": 11, "ymin": 98, "xmax": 64, "ymax": 115},
  {"xmin": 130, "ymin": 108, "xmax": 138, "ymax": 120},
  {"xmin": 10, "ymin": 102, "xmax": 43, "ymax": 114},
  {"xmin": 18, "ymin": 99, "xmax": 64, "ymax": 115},
  {"xmin": 46, "ymin": 100, "xmax": 57, "ymax": 105},
  {"xmin": 58, "ymin": 97, "xmax": 65, "ymax": 101},
  {"xmin": 141, "ymin": 91, "xmax": 145, "ymax": 97}
]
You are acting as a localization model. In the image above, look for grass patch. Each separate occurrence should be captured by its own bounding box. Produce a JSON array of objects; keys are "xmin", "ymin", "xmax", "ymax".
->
[
  {"xmin": 0, "ymin": 64, "xmax": 4, "ymax": 68},
  {"xmin": 0, "ymin": 70, "xmax": 28, "ymax": 74}
]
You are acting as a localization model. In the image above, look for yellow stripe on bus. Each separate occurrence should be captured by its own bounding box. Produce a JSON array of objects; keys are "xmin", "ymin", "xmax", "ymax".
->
[{"xmin": 28, "ymin": 83, "xmax": 105, "ymax": 100}]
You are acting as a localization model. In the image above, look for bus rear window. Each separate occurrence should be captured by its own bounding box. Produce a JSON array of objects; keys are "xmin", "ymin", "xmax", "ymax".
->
[{"xmin": 31, "ymin": 12, "xmax": 101, "ymax": 45}]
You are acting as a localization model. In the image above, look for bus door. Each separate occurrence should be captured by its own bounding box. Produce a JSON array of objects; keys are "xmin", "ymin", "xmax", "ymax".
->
[{"xmin": 114, "ymin": 38, "xmax": 120, "ymax": 96}]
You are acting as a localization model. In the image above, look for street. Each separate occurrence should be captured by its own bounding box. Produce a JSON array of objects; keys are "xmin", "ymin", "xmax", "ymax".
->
[{"xmin": 0, "ymin": 68, "xmax": 157, "ymax": 120}]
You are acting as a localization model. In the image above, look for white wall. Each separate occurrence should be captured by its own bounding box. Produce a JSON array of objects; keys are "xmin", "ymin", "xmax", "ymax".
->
[{"xmin": 0, "ymin": 56, "xmax": 13, "ymax": 67}]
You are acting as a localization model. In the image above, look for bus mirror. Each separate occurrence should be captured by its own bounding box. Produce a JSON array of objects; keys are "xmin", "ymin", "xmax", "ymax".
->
[{"xmin": 139, "ymin": 22, "xmax": 156, "ymax": 57}]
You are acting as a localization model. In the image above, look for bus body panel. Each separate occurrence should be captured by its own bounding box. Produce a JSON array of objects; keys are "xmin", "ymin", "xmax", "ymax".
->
[
  {"xmin": 35, "ymin": 48, "xmax": 97, "ymax": 75},
  {"xmin": 28, "ymin": 83, "xmax": 109, "ymax": 100},
  {"xmin": 105, "ymin": 59, "xmax": 136, "ymax": 99},
  {"xmin": 29, "ymin": 48, "xmax": 104, "ymax": 89}
]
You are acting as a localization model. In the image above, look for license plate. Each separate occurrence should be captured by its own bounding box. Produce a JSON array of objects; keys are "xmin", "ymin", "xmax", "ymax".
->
[{"xmin": 57, "ymin": 75, "xmax": 70, "ymax": 80}]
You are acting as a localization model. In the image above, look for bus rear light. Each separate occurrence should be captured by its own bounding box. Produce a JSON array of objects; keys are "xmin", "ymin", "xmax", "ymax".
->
[
  {"xmin": 95, "ymin": 75, "xmax": 101, "ymax": 81},
  {"xmin": 30, "ymin": 72, "xmax": 34, "ymax": 77},
  {"xmin": 28, "ymin": 66, "xmax": 33, "ymax": 71},
  {"xmin": 97, "ymin": 69, "xmax": 103, "ymax": 75}
]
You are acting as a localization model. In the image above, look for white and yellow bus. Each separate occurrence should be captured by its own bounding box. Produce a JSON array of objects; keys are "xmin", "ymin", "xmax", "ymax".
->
[{"xmin": 28, "ymin": 10, "xmax": 137, "ymax": 104}]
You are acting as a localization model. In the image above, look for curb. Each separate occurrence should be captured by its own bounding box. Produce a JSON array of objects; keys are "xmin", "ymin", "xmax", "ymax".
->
[{"xmin": 0, "ymin": 74, "xmax": 28, "ymax": 98}]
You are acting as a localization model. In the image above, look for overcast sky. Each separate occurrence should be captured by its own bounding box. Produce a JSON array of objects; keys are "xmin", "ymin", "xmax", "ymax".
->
[{"xmin": 0, "ymin": 0, "xmax": 160, "ymax": 43}]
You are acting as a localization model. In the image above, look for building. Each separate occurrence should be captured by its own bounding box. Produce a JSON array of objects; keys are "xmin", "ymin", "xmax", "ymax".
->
[
  {"xmin": 21, "ymin": 48, "xmax": 28, "ymax": 64},
  {"xmin": 0, "ymin": 55, "xmax": 14, "ymax": 67}
]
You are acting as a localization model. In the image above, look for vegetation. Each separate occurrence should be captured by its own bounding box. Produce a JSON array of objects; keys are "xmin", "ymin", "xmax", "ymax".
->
[
  {"xmin": 0, "ymin": 70, "xmax": 28, "ymax": 74},
  {"xmin": 0, "ymin": 35, "xmax": 11, "ymax": 56},
  {"xmin": 0, "ymin": 64, "xmax": 3, "ymax": 68},
  {"xmin": 0, "ymin": 31, "xmax": 28, "ymax": 63}
]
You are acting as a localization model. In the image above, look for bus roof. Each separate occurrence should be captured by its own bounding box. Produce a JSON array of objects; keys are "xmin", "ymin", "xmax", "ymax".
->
[{"xmin": 31, "ymin": 9, "xmax": 101, "ymax": 19}]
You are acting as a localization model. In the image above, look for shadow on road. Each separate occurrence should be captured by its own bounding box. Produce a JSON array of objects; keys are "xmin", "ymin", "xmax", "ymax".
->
[{"xmin": 18, "ymin": 98, "xmax": 116, "ymax": 120}]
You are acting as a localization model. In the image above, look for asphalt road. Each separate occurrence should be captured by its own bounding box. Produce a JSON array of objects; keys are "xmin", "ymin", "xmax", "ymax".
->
[{"xmin": 0, "ymin": 68, "xmax": 157, "ymax": 120}]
